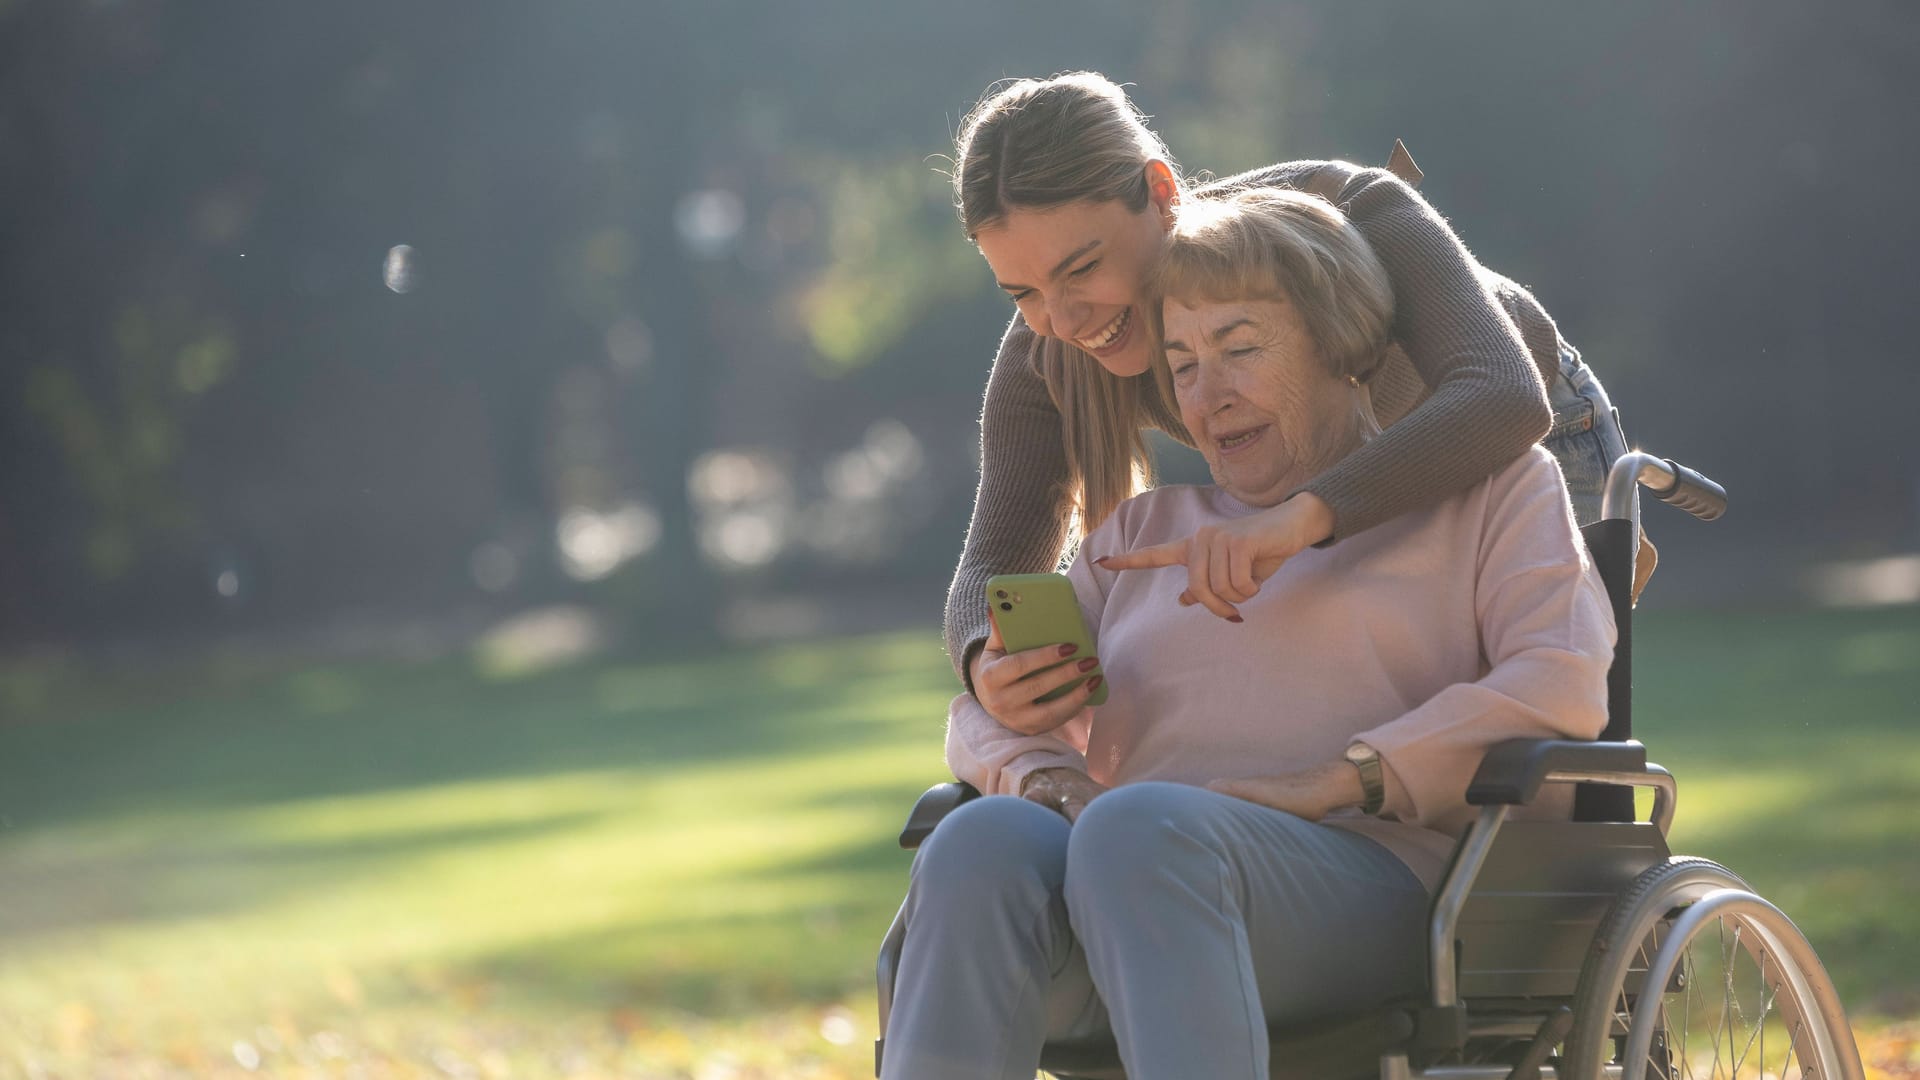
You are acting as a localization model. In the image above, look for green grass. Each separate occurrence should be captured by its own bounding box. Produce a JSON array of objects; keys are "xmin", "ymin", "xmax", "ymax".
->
[{"xmin": 0, "ymin": 606, "xmax": 1916, "ymax": 1077}]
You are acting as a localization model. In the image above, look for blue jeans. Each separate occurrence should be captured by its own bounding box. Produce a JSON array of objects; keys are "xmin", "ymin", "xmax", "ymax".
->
[
  {"xmin": 1541, "ymin": 344, "xmax": 1630, "ymax": 526},
  {"xmin": 880, "ymin": 786, "xmax": 1430, "ymax": 1080}
]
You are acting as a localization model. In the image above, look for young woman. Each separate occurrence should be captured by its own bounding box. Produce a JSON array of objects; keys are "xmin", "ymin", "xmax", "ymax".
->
[{"xmin": 945, "ymin": 72, "xmax": 1637, "ymax": 736}]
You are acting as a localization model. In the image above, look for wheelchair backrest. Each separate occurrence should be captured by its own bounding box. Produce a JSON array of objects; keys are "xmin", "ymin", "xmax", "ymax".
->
[{"xmin": 1576, "ymin": 518, "xmax": 1637, "ymax": 823}]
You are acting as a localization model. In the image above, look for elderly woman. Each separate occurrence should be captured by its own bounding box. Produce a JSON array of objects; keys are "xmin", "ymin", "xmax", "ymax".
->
[{"xmin": 878, "ymin": 189, "xmax": 1617, "ymax": 1080}]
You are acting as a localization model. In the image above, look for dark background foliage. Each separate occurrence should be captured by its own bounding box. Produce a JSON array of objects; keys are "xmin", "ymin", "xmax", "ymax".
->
[{"xmin": 4, "ymin": 0, "xmax": 1916, "ymax": 655}]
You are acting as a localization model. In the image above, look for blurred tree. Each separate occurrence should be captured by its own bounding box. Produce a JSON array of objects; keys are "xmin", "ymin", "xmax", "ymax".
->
[{"xmin": 1, "ymin": 0, "xmax": 1915, "ymax": 652}]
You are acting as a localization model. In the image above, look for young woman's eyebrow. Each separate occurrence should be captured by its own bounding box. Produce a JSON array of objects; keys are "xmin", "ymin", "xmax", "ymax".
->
[{"xmin": 995, "ymin": 240, "xmax": 1103, "ymax": 293}]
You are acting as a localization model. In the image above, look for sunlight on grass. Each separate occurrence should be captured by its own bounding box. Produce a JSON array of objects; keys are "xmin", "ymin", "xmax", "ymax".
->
[
  {"xmin": 0, "ymin": 611, "xmax": 1916, "ymax": 1076},
  {"xmin": 0, "ymin": 631, "xmax": 952, "ymax": 1076}
]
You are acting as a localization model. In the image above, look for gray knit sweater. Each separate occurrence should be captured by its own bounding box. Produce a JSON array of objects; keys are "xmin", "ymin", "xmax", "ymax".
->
[{"xmin": 944, "ymin": 158, "xmax": 1579, "ymax": 686}]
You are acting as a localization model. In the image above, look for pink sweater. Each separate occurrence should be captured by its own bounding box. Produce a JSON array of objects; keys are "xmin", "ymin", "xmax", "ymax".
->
[{"xmin": 945, "ymin": 447, "xmax": 1616, "ymax": 890}]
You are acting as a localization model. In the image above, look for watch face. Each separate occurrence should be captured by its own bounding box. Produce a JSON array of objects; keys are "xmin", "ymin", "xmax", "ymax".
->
[{"xmin": 1345, "ymin": 743, "xmax": 1375, "ymax": 764}]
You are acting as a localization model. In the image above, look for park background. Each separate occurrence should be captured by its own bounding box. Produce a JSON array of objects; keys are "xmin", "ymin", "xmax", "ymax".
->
[{"xmin": 2, "ymin": 1, "xmax": 1917, "ymax": 1076}]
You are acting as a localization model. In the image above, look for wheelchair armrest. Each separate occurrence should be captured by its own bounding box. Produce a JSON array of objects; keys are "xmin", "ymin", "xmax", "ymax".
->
[
  {"xmin": 1466, "ymin": 739, "xmax": 1648, "ymax": 806},
  {"xmin": 898, "ymin": 782, "xmax": 982, "ymax": 849}
]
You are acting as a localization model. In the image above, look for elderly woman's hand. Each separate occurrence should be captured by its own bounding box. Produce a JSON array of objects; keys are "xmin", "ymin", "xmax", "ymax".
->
[
  {"xmin": 1095, "ymin": 493, "xmax": 1334, "ymax": 621},
  {"xmin": 969, "ymin": 623, "xmax": 1104, "ymax": 735},
  {"xmin": 1207, "ymin": 760, "xmax": 1365, "ymax": 822},
  {"xmin": 1020, "ymin": 767, "xmax": 1108, "ymax": 823}
]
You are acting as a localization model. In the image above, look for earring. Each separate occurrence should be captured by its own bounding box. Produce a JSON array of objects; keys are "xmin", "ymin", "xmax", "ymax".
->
[{"xmin": 1349, "ymin": 377, "xmax": 1382, "ymax": 441}]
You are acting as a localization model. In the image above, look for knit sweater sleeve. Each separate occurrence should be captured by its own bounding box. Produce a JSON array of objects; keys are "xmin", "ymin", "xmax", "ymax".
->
[
  {"xmin": 1297, "ymin": 165, "xmax": 1553, "ymax": 542},
  {"xmin": 941, "ymin": 314, "xmax": 1076, "ymax": 689}
]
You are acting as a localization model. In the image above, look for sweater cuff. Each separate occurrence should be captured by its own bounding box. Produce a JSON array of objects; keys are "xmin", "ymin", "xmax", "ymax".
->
[
  {"xmin": 1375, "ymin": 754, "xmax": 1415, "ymax": 822},
  {"xmin": 1295, "ymin": 477, "xmax": 1380, "ymax": 547},
  {"xmin": 957, "ymin": 633, "xmax": 989, "ymax": 696}
]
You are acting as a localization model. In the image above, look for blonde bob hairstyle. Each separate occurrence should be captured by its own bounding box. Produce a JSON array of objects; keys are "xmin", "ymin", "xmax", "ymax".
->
[
  {"xmin": 953, "ymin": 71, "xmax": 1187, "ymax": 532},
  {"xmin": 1149, "ymin": 188, "xmax": 1396, "ymax": 400}
]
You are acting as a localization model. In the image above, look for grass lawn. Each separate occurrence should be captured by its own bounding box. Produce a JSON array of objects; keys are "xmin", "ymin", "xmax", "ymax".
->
[{"xmin": 1, "ymin": 604, "xmax": 1917, "ymax": 1078}]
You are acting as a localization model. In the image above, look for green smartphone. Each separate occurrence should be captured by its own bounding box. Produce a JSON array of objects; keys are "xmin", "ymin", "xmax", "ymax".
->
[{"xmin": 986, "ymin": 572, "xmax": 1108, "ymax": 707}]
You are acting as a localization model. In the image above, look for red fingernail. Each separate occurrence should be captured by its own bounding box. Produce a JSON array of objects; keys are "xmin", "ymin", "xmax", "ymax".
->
[
  {"xmin": 1077, "ymin": 658, "xmax": 1098, "ymax": 672},
  {"xmin": 1227, "ymin": 614, "xmax": 1244, "ymax": 623},
  {"xmin": 1087, "ymin": 675, "xmax": 1104, "ymax": 691},
  {"xmin": 1058, "ymin": 643, "xmax": 1078, "ymax": 657}
]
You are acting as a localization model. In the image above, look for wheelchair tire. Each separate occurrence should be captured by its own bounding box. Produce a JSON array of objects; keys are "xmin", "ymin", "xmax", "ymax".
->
[{"xmin": 1561, "ymin": 856, "xmax": 1863, "ymax": 1080}]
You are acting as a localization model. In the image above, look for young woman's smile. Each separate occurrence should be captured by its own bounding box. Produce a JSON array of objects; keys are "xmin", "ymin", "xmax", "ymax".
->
[{"xmin": 971, "ymin": 181, "xmax": 1175, "ymax": 378}]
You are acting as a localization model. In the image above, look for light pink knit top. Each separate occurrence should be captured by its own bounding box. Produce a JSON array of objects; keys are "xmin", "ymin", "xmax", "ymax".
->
[{"xmin": 945, "ymin": 447, "xmax": 1616, "ymax": 890}]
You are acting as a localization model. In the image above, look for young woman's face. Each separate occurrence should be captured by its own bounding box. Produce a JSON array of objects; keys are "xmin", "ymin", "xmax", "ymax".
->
[
  {"xmin": 973, "ymin": 193, "xmax": 1172, "ymax": 377},
  {"xmin": 1161, "ymin": 293, "xmax": 1351, "ymax": 506}
]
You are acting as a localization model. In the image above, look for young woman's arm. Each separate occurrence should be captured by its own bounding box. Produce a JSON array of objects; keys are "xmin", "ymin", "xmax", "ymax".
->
[
  {"xmin": 1296, "ymin": 164, "xmax": 1553, "ymax": 541},
  {"xmin": 1112, "ymin": 160, "xmax": 1562, "ymax": 618},
  {"xmin": 941, "ymin": 315, "xmax": 1076, "ymax": 689}
]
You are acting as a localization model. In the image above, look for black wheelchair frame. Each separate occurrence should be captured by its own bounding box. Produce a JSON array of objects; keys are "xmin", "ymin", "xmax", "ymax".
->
[{"xmin": 875, "ymin": 452, "xmax": 1865, "ymax": 1080}]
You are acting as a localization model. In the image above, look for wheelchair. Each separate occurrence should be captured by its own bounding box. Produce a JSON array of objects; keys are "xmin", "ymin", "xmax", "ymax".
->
[{"xmin": 874, "ymin": 452, "xmax": 1864, "ymax": 1080}]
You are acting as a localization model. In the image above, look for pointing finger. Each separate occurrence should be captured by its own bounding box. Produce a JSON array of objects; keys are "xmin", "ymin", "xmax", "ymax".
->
[{"xmin": 1095, "ymin": 539, "xmax": 1189, "ymax": 572}]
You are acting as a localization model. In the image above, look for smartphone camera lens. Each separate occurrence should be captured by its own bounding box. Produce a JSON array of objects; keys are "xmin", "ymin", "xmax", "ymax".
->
[
  {"xmin": 995, "ymin": 590, "xmax": 1008, "ymax": 599},
  {"xmin": 999, "ymin": 602, "xmax": 1013, "ymax": 611}
]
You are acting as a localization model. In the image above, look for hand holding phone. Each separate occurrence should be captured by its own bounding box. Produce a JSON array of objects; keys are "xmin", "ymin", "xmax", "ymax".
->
[{"xmin": 985, "ymin": 573, "xmax": 1109, "ymax": 709}]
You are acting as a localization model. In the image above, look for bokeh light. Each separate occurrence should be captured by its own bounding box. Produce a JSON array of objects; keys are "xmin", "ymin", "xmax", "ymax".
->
[
  {"xmin": 555, "ymin": 502, "xmax": 661, "ymax": 582},
  {"xmin": 382, "ymin": 244, "xmax": 416, "ymax": 293},
  {"xmin": 674, "ymin": 190, "xmax": 745, "ymax": 261}
]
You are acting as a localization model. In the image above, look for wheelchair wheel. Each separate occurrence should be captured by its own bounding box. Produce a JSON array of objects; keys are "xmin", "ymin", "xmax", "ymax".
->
[{"xmin": 1562, "ymin": 857, "xmax": 1862, "ymax": 1080}]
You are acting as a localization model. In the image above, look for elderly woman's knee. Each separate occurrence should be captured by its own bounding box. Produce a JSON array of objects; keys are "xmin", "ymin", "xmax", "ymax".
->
[
  {"xmin": 911, "ymin": 794, "xmax": 1069, "ymax": 897},
  {"xmin": 1066, "ymin": 782, "xmax": 1223, "ymax": 889}
]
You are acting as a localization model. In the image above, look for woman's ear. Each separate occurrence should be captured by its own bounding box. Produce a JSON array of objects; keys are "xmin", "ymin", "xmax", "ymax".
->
[{"xmin": 1145, "ymin": 159, "xmax": 1180, "ymax": 227}]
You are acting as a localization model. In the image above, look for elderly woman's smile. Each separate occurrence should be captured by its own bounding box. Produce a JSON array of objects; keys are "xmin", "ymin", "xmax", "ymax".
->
[
  {"xmin": 1214, "ymin": 424, "xmax": 1268, "ymax": 454},
  {"xmin": 1161, "ymin": 295, "xmax": 1361, "ymax": 507}
]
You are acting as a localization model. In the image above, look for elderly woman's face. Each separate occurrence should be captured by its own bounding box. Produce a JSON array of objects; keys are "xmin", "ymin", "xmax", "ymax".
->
[{"xmin": 1161, "ymin": 293, "xmax": 1353, "ymax": 506}]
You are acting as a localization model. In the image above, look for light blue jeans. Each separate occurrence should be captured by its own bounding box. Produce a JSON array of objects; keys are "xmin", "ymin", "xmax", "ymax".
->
[
  {"xmin": 879, "ymin": 784, "xmax": 1430, "ymax": 1080},
  {"xmin": 1541, "ymin": 343, "xmax": 1631, "ymax": 526}
]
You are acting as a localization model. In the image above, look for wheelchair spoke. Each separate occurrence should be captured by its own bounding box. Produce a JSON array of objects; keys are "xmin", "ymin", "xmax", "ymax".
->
[
  {"xmin": 1682, "ymin": 944, "xmax": 1694, "ymax": 1078},
  {"xmin": 1728, "ymin": 922, "xmax": 1749, "ymax": 1078},
  {"xmin": 1705, "ymin": 918, "xmax": 1730, "ymax": 1078},
  {"xmin": 1681, "ymin": 941, "xmax": 1697, "ymax": 1068},
  {"xmin": 1729, "ymin": 944, "xmax": 1779, "ymax": 1077}
]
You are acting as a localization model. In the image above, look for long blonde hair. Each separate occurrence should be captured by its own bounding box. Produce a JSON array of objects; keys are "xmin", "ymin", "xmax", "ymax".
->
[{"xmin": 954, "ymin": 71, "xmax": 1184, "ymax": 532}]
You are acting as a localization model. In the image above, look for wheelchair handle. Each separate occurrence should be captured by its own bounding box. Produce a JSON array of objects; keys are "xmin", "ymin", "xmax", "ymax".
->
[{"xmin": 1601, "ymin": 451, "xmax": 1728, "ymax": 526}]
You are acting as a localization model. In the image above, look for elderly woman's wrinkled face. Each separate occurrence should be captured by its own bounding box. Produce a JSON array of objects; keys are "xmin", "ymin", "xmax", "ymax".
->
[{"xmin": 1161, "ymin": 293, "xmax": 1355, "ymax": 507}]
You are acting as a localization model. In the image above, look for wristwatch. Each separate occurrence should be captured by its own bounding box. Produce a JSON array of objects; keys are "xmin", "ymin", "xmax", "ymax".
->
[{"xmin": 1343, "ymin": 741, "xmax": 1386, "ymax": 816}]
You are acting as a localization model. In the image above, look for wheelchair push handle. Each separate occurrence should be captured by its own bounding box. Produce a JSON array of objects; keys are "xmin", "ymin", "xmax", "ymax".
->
[
  {"xmin": 1601, "ymin": 451, "xmax": 1728, "ymax": 524},
  {"xmin": 1651, "ymin": 457, "xmax": 1728, "ymax": 520}
]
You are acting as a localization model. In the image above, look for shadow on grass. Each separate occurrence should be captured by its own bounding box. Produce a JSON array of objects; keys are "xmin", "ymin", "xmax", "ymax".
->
[{"xmin": 0, "ymin": 632, "xmax": 956, "ymax": 831}]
